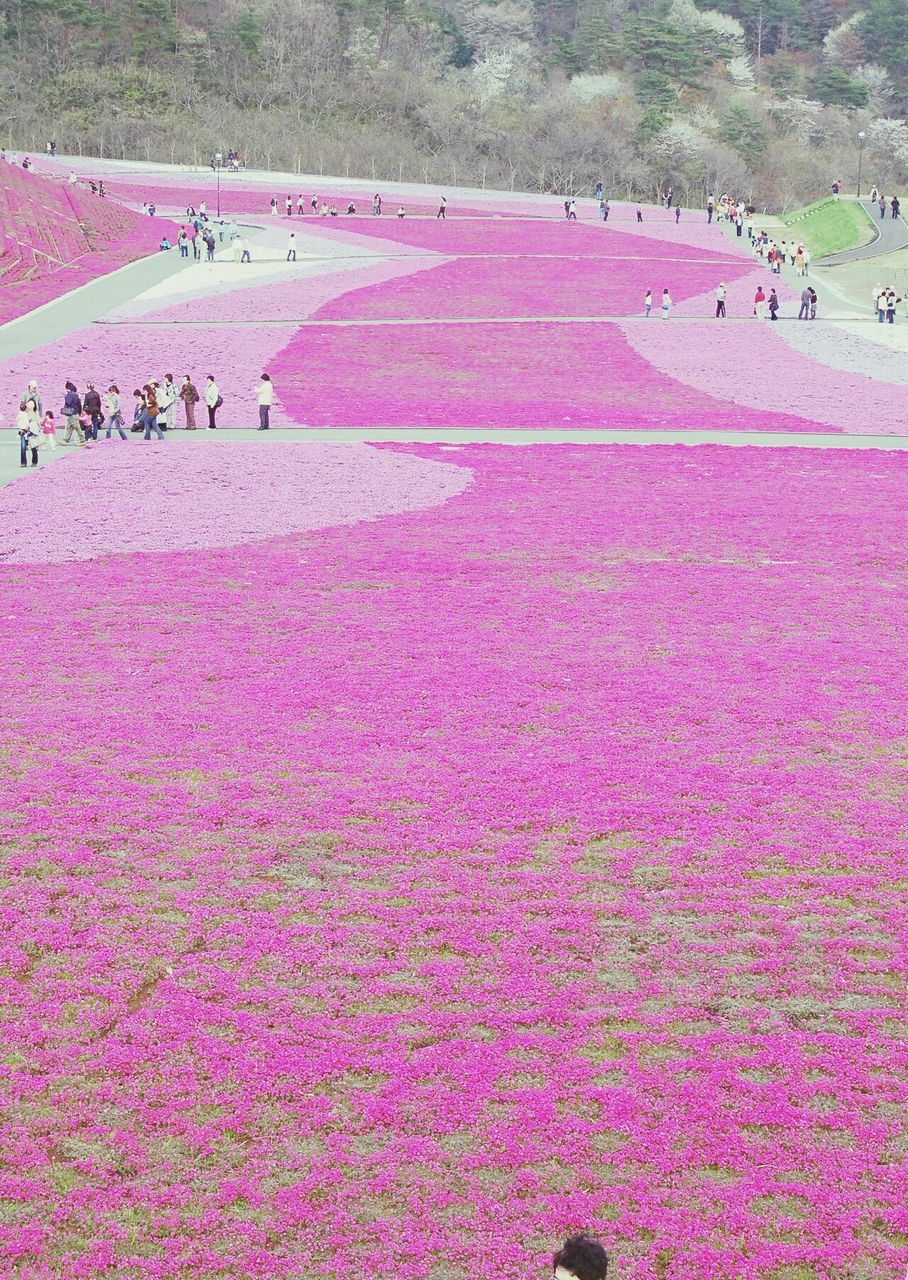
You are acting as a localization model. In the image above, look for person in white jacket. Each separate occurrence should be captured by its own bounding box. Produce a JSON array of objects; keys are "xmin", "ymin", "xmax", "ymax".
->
[
  {"xmin": 256, "ymin": 374, "xmax": 273, "ymax": 430},
  {"xmin": 204, "ymin": 375, "xmax": 221, "ymax": 429}
]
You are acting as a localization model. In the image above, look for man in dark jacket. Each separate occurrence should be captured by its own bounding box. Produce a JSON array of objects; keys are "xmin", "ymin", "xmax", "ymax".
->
[
  {"xmin": 83, "ymin": 382, "xmax": 102, "ymax": 439},
  {"xmin": 61, "ymin": 381, "xmax": 84, "ymax": 444}
]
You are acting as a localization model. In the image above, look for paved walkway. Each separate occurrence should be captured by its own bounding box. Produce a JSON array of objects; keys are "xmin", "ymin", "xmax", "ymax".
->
[
  {"xmin": 4, "ymin": 427, "xmax": 907, "ymax": 492},
  {"xmin": 819, "ymin": 200, "xmax": 908, "ymax": 265}
]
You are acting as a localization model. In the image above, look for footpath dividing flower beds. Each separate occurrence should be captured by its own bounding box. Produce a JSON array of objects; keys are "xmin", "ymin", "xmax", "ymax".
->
[{"xmin": 0, "ymin": 442, "xmax": 906, "ymax": 1280}]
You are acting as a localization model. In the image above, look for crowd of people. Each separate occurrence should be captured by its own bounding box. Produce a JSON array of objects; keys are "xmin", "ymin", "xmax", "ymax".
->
[{"xmin": 14, "ymin": 372, "xmax": 277, "ymax": 463}]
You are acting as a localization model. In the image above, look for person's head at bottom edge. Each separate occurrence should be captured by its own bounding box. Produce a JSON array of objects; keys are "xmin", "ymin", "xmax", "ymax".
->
[{"xmin": 553, "ymin": 1233, "xmax": 608, "ymax": 1280}]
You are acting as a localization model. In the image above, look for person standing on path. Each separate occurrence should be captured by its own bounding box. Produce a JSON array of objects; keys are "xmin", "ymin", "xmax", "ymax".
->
[
  {"xmin": 644, "ymin": 290, "xmax": 653, "ymax": 317},
  {"xmin": 17, "ymin": 399, "xmax": 40, "ymax": 467},
  {"xmin": 158, "ymin": 374, "xmax": 178, "ymax": 431},
  {"xmin": 885, "ymin": 288, "xmax": 900, "ymax": 322},
  {"xmin": 287, "ymin": 232, "xmax": 297, "ymax": 262},
  {"xmin": 715, "ymin": 282, "xmax": 726, "ymax": 318},
  {"xmin": 297, "ymin": 194, "xmax": 305, "ymax": 215},
  {"xmin": 600, "ymin": 198, "xmax": 610, "ymax": 221},
  {"xmin": 879, "ymin": 196, "xmax": 887, "ymax": 219},
  {"xmin": 180, "ymin": 375, "xmax": 200, "ymax": 429},
  {"xmin": 372, "ymin": 194, "xmax": 381, "ymax": 216},
  {"xmin": 21, "ymin": 379, "xmax": 42, "ymax": 416},
  {"xmin": 567, "ymin": 199, "xmax": 577, "ymax": 220},
  {"xmin": 768, "ymin": 287, "xmax": 780, "ymax": 320},
  {"xmin": 61, "ymin": 381, "xmax": 84, "ymax": 445},
  {"xmin": 808, "ymin": 287, "xmax": 818, "ymax": 319},
  {"xmin": 754, "ymin": 285, "xmax": 766, "ymax": 320},
  {"xmin": 437, "ymin": 196, "xmax": 447, "ymax": 219},
  {"xmin": 270, "ymin": 196, "xmax": 278, "ymax": 216},
  {"xmin": 876, "ymin": 289, "xmax": 887, "ymax": 322},
  {"xmin": 707, "ymin": 194, "xmax": 715, "ymax": 223},
  {"xmin": 661, "ymin": 288, "xmax": 672, "ymax": 317},
  {"xmin": 891, "ymin": 195, "xmax": 901, "ymax": 219},
  {"xmin": 103, "ymin": 385, "xmax": 127, "ymax": 439},
  {"xmin": 636, "ymin": 207, "xmax": 643, "ymax": 223},
  {"xmin": 256, "ymin": 374, "xmax": 273, "ymax": 430},
  {"xmin": 286, "ymin": 195, "xmax": 292, "ymax": 216},
  {"xmin": 40, "ymin": 410, "xmax": 57, "ymax": 450},
  {"xmin": 142, "ymin": 383, "xmax": 162, "ymax": 440},
  {"xmin": 798, "ymin": 287, "xmax": 811, "ymax": 319},
  {"xmin": 674, "ymin": 206, "xmax": 681, "ymax": 223},
  {"xmin": 205, "ymin": 376, "xmax": 221, "ymax": 428}
]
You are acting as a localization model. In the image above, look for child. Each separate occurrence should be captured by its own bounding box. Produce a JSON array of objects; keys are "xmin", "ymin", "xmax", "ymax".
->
[
  {"xmin": 79, "ymin": 410, "xmax": 95, "ymax": 444},
  {"xmin": 41, "ymin": 409, "xmax": 57, "ymax": 450},
  {"xmin": 104, "ymin": 385, "xmax": 127, "ymax": 439}
]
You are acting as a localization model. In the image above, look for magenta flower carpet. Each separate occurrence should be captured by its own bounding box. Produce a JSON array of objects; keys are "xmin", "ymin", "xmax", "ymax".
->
[{"xmin": 1, "ymin": 441, "xmax": 906, "ymax": 1280}]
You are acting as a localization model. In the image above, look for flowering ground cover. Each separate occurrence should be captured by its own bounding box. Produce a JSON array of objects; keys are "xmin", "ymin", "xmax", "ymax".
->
[
  {"xmin": 0, "ymin": 441, "xmax": 906, "ymax": 1280},
  {"xmin": 314, "ymin": 253, "xmax": 753, "ymax": 322},
  {"xmin": 271, "ymin": 320, "xmax": 832, "ymax": 430},
  {"xmin": 618, "ymin": 314, "xmax": 904, "ymax": 434},
  {"xmin": 301, "ymin": 216, "xmax": 748, "ymax": 264}
]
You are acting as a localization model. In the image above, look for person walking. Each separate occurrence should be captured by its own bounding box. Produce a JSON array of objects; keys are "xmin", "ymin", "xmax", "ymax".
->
[
  {"xmin": 103, "ymin": 385, "xmax": 127, "ymax": 439},
  {"xmin": 594, "ymin": 180, "xmax": 603, "ymax": 200},
  {"xmin": 567, "ymin": 199, "xmax": 577, "ymax": 221},
  {"xmin": 715, "ymin": 282, "xmax": 726, "ymax": 318},
  {"xmin": 707, "ymin": 194, "xmax": 715, "ymax": 223},
  {"xmin": 636, "ymin": 207, "xmax": 643, "ymax": 223},
  {"xmin": 661, "ymin": 288, "xmax": 672, "ymax": 317},
  {"xmin": 798, "ymin": 286, "xmax": 811, "ymax": 319},
  {"xmin": 287, "ymin": 232, "xmax": 297, "ymax": 262},
  {"xmin": 768, "ymin": 286, "xmax": 780, "ymax": 320},
  {"xmin": 879, "ymin": 195, "xmax": 887, "ymax": 219},
  {"xmin": 61, "ymin": 381, "xmax": 84, "ymax": 444},
  {"xmin": 204, "ymin": 230, "xmax": 216, "ymax": 261},
  {"xmin": 297, "ymin": 193, "xmax": 305, "ymax": 215},
  {"xmin": 808, "ymin": 287, "xmax": 818, "ymax": 319},
  {"xmin": 180, "ymin": 374, "xmax": 200, "ymax": 429},
  {"xmin": 599, "ymin": 198, "xmax": 610, "ymax": 221},
  {"xmin": 644, "ymin": 289, "xmax": 653, "ymax": 317},
  {"xmin": 285, "ymin": 195, "xmax": 292, "ymax": 216},
  {"xmin": 754, "ymin": 285, "xmax": 766, "ymax": 320},
  {"xmin": 40, "ymin": 409, "xmax": 57, "ymax": 450},
  {"xmin": 891, "ymin": 195, "xmax": 901, "ymax": 219},
  {"xmin": 674, "ymin": 205, "xmax": 681, "ymax": 223},
  {"xmin": 877, "ymin": 289, "xmax": 887, "ymax": 323},
  {"xmin": 437, "ymin": 195, "xmax": 447, "ymax": 220},
  {"xmin": 205, "ymin": 375, "xmax": 221, "ymax": 428},
  {"xmin": 270, "ymin": 196, "xmax": 278, "ymax": 216},
  {"xmin": 83, "ymin": 382, "xmax": 102, "ymax": 440},
  {"xmin": 885, "ymin": 288, "xmax": 900, "ymax": 322},
  {"xmin": 735, "ymin": 212, "xmax": 744, "ymax": 237},
  {"xmin": 256, "ymin": 373, "xmax": 273, "ymax": 430}
]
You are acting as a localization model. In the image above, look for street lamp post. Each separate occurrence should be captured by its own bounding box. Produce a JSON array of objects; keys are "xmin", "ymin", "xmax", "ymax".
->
[
  {"xmin": 857, "ymin": 131, "xmax": 865, "ymax": 200},
  {"xmin": 213, "ymin": 151, "xmax": 222, "ymax": 218}
]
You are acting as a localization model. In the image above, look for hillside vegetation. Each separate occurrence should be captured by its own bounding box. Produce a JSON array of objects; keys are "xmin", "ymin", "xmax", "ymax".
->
[{"xmin": 2, "ymin": 0, "xmax": 908, "ymax": 207}]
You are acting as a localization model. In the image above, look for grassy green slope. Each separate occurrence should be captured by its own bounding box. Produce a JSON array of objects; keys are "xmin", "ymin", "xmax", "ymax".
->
[{"xmin": 782, "ymin": 198, "xmax": 876, "ymax": 258}]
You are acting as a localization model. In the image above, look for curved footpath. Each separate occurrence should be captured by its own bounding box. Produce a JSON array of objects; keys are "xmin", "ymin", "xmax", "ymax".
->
[{"xmin": 819, "ymin": 200, "xmax": 908, "ymax": 265}]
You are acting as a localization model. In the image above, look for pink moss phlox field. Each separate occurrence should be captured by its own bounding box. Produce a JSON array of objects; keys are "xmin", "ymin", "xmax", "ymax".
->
[
  {"xmin": 0, "ymin": 441, "xmax": 471, "ymax": 563},
  {"xmin": 304, "ymin": 217, "xmax": 747, "ymax": 264},
  {"xmin": 618, "ymin": 314, "xmax": 907, "ymax": 434},
  {"xmin": 270, "ymin": 320, "xmax": 834, "ymax": 430},
  {"xmin": 0, "ymin": 323, "xmax": 299, "ymax": 428},
  {"xmin": 315, "ymin": 252, "xmax": 753, "ymax": 322},
  {"xmin": 0, "ymin": 443, "xmax": 906, "ymax": 1280},
  {"xmin": 130, "ymin": 255, "xmax": 449, "ymax": 326}
]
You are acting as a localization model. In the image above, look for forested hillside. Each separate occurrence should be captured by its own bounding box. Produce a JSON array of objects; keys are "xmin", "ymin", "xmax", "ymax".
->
[{"xmin": 2, "ymin": 0, "xmax": 908, "ymax": 206}]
